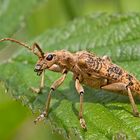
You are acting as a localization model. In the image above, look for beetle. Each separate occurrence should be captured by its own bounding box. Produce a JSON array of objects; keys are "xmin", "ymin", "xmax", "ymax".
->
[{"xmin": 0, "ymin": 38, "xmax": 140, "ymax": 129}]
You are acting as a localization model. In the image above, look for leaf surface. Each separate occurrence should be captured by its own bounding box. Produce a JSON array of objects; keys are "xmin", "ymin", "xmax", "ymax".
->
[{"xmin": 1, "ymin": 13, "xmax": 140, "ymax": 139}]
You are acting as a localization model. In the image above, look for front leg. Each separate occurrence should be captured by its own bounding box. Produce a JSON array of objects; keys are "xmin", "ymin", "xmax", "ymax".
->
[
  {"xmin": 75, "ymin": 78, "xmax": 86, "ymax": 129},
  {"xmin": 31, "ymin": 65, "xmax": 63, "ymax": 94},
  {"xmin": 31, "ymin": 70, "xmax": 45, "ymax": 93},
  {"xmin": 34, "ymin": 70, "xmax": 67, "ymax": 124}
]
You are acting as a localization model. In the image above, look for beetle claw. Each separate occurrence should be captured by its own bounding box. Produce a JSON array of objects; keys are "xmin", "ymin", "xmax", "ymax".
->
[
  {"xmin": 80, "ymin": 118, "xmax": 87, "ymax": 129},
  {"xmin": 30, "ymin": 87, "xmax": 41, "ymax": 94},
  {"xmin": 34, "ymin": 111, "xmax": 46, "ymax": 124},
  {"xmin": 133, "ymin": 112, "xmax": 140, "ymax": 117}
]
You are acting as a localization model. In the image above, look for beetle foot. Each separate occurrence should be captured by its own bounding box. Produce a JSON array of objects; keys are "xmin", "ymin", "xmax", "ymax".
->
[
  {"xmin": 30, "ymin": 87, "xmax": 41, "ymax": 94},
  {"xmin": 80, "ymin": 118, "xmax": 87, "ymax": 129},
  {"xmin": 133, "ymin": 112, "xmax": 140, "ymax": 117},
  {"xmin": 34, "ymin": 111, "xmax": 46, "ymax": 124}
]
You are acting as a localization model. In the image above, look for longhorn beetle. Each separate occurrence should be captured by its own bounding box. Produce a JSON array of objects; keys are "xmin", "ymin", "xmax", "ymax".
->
[{"xmin": 0, "ymin": 38, "xmax": 140, "ymax": 129}]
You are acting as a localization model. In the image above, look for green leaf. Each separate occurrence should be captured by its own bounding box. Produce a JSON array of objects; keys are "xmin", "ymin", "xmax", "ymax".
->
[
  {"xmin": 0, "ymin": 82, "xmax": 30, "ymax": 140},
  {"xmin": 1, "ymin": 13, "xmax": 140, "ymax": 139},
  {"xmin": 0, "ymin": 0, "xmax": 45, "ymax": 38}
]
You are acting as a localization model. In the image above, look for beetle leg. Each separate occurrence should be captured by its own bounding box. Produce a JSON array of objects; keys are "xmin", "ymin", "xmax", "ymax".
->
[
  {"xmin": 30, "ymin": 70, "xmax": 45, "ymax": 93},
  {"xmin": 101, "ymin": 83, "xmax": 140, "ymax": 117},
  {"xmin": 34, "ymin": 71, "xmax": 67, "ymax": 124},
  {"xmin": 101, "ymin": 82, "xmax": 127, "ymax": 92},
  {"xmin": 31, "ymin": 65, "xmax": 64, "ymax": 94},
  {"xmin": 127, "ymin": 87, "xmax": 140, "ymax": 117},
  {"xmin": 75, "ymin": 78, "xmax": 86, "ymax": 129}
]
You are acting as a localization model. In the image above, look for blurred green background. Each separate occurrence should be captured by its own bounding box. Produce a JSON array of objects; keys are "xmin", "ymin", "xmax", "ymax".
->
[
  {"xmin": 1, "ymin": 0, "xmax": 140, "ymax": 140},
  {"xmin": 26, "ymin": 0, "xmax": 140, "ymax": 37}
]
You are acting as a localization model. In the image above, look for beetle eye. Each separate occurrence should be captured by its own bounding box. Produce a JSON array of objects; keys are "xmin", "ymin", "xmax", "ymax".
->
[{"xmin": 46, "ymin": 54, "xmax": 53, "ymax": 61}]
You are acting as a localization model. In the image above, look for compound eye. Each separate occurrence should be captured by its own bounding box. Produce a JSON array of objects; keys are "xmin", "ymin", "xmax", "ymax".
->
[{"xmin": 46, "ymin": 54, "xmax": 53, "ymax": 61}]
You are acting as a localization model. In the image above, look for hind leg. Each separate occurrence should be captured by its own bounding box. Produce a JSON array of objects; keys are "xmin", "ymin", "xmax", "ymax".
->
[
  {"xmin": 127, "ymin": 87, "xmax": 140, "ymax": 117},
  {"xmin": 101, "ymin": 83, "xmax": 140, "ymax": 117}
]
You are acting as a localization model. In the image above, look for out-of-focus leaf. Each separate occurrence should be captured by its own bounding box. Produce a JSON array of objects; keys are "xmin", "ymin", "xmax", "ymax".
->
[
  {"xmin": 0, "ymin": 0, "xmax": 45, "ymax": 38},
  {"xmin": 26, "ymin": 0, "xmax": 70, "ymax": 36},
  {"xmin": 0, "ymin": 0, "xmax": 46, "ymax": 63},
  {"xmin": 1, "ymin": 13, "xmax": 140, "ymax": 139},
  {"xmin": 0, "ymin": 82, "xmax": 30, "ymax": 140}
]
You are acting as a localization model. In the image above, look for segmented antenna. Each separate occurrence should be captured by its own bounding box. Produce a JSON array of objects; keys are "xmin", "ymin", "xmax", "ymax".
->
[{"xmin": 0, "ymin": 38, "xmax": 44, "ymax": 58}]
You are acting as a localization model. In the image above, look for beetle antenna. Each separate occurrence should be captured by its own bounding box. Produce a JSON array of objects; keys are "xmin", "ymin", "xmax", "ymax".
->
[{"xmin": 0, "ymin": 38, "xmax": 44, "ymax": 58}]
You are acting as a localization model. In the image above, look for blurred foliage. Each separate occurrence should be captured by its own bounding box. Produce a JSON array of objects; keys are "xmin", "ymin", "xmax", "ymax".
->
[
  {"xmin": 1, "ymin": 0, "xmax": 140, "ymax": 140},
  {"xmin": 26, "ymin": 0, "xmax": 140, "ymax": 37},
  {"xmin": 0, "ymin": 82, "xmax": 30, "ymax": 140}
]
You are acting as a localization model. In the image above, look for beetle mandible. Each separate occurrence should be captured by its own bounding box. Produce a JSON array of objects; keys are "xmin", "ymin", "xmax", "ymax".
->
[{"xmin": 0, "ymin": 38, "xmax": 140, "ymax": 129}]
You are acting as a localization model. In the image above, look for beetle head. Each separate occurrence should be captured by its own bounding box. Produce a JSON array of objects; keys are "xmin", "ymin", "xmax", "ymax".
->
[
  {"xmin": 34, "ymin": 53, "xmax": 57, "ymax": 76},
  {"xmin": 0, "ymin": 38, "xmax": 58, "ymax": 76}
]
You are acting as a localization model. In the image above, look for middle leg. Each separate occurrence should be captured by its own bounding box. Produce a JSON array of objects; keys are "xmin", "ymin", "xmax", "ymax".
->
[{"xmin": 75, "ymin": 78, "xmax": 86, "ymax": 129}]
